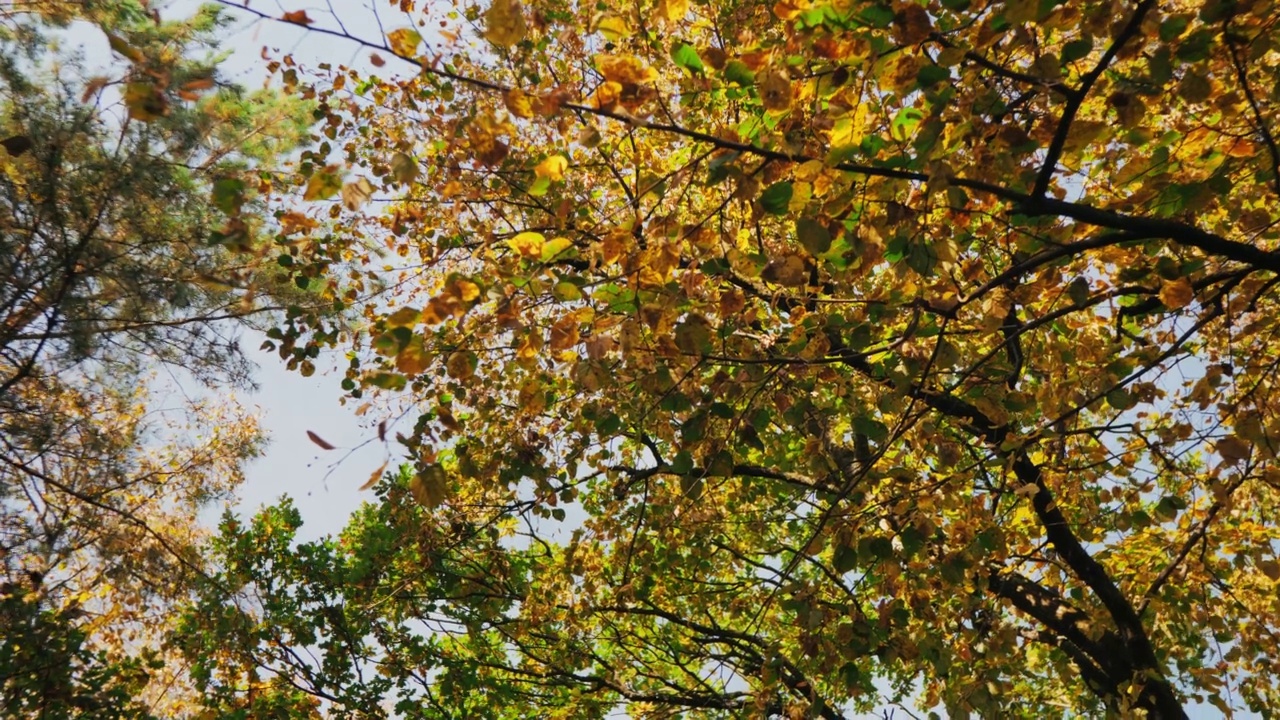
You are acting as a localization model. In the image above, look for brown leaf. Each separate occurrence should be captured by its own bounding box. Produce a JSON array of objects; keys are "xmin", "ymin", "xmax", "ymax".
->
[
  {"xmin": 306, "ymin": 430, "xmax": 336, "ymax": 450},
  {"xmin": 282, "ymin": 10, "xmax": 314, "ymax": 25},
  {"xmin": 0, "ymin": 136, "xmax": 33, "ymax": 157},
  {"xmin": 359, "ymin": 461, "xmax": 389, "ymax": 491}
]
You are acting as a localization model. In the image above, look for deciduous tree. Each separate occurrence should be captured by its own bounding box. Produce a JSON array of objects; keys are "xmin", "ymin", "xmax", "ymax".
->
[
  {"xmin": 0, "ymin": 2, "xmax": 310, "ymax": 715},
  {"xmin": 191, "ymin": 0, "xmax": 1280, "ymax": 716}
]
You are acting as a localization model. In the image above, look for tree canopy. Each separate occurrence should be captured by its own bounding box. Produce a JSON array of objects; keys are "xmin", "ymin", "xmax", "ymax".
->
[{"xmin": 164, "ymin": 0, "xmax": 1280, "ymax": 716}]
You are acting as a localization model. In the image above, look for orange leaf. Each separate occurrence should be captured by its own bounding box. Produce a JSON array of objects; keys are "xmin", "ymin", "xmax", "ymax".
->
[
  {"xmin": 359, "ymin": 461, "xmax": 389, "ymax": 491},
  {"xmin": 282, "ymin": 10, "xmax": 313, "ymax": 25}
]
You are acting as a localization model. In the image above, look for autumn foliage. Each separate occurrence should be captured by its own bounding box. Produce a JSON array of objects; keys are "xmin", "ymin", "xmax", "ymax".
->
[{"xmin": 114, "ymin": 0, "xmax": 1280, "ymax": 716}]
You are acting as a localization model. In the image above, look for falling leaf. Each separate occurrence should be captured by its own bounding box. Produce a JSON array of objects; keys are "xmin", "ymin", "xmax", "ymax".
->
[
  {"xmin": 446, "ymin": 351, "xmax": 477, "ymax": 379},
  {"xmin": 390, "ymin": 152, "xmax": 419, "ymax": 185},
  {"xmin": 123, "ymin": 81, "xmax": 167, "ymax": 121},
  {"xmin": 370, "ymin": 53, "xmax": 386, "ymax": 67},
  {"xmin": 761, "ymin": 253, "xmax": 809, "ymax": 287},
  {"xmin": 410, "ymin": 465, "xmax": 450, "ymax": 508},
  {"xmin": 795, "ymin": 217, "xmax": 832, "ymax": 255},
  {"xmin": 377, "ymin": 420, "xmax": 387, "ymax": 441},
  {"xmin": 307, "ymin": 431, "xmax": 336, "ymax": 450},
  {"xmin": 1159, "ymin": 278, "xmax": 1195, "ymax": 310},
  {"xmin": 342, "ymin": 177, "xmax": 376, "ymax": 211},
  {"xmin": 483, "ymin": 0, "xmax": 527, "ymax": 47},
  {"xmin": 596, "ymin": 14, "xmax": 631, "ymax": 41},
  {"xmin": 1216, "ymin": 436, "xmax": 1252, "ymax": 463},
  {"xmin": 504, "ymin": 88, "xmax": 537, "ymax": 118},
  {"xmin": 304, "ymin": 166, "xmax": 344, "ymax": 201},
  {"xmin": 359, "ymin": 461, "xmax": 390, "ymax": 490},
  {"xmin": 386, "ymin": 28, "xmax": 422, "ymax": 56},
  {"xmin": 534, "ymin": 155, "xmax": 568, "ymax": 181},
  {"xmin": 396, "ymin": 337, "xmax": 430, "ymax": 375},
  {"xmin": 80, "ymin": 77, "xmax": 110, "ymax": 103}
]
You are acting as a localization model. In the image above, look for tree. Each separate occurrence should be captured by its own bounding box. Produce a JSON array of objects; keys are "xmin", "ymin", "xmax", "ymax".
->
[
  {"xmin": 189, "ymin": 0, "xmax": 1280, "ymax": 716},
  {"xmin": 0, "ymin": 2, "xmax": 311, "ymax": 715}
]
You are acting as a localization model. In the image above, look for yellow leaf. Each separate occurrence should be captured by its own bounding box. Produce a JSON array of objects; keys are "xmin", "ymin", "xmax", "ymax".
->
[
  {"xmin": 508, "ymin": 231, "xmax": 545, "ymax": 259},
  {"xmin": 596, "ymin": 14, "xmax": 631, "ymax": 41},
  {"xmin": 385, "ymin": 306, "xmax": 421, "ymax": 327},
  {"xmin": 595, "ymin": 55, "xmax": 659, "ymax": 85},
  {"xmin": 483, "ymin": 0, "xmax": 527, "ymax": 47},
  {"xmin": 761, "ymin": 253, "xmax": 809, "ymax": 287},
  {"xmin": 390, "ymin": 152, "xmax": 419, "ymax": 185},
  {"xmin": 304, "ymin": 166, "xmax": 343, "ymax": 201},
  {"xmin": 659, "ymin": 0, "xmax": 690, "ymax": 22},
  {"xmin": 396, "ymin": 337, "xmax": 430, "ymax": 375},
  {"xmin": 549, "ymin": 314, "xmax": 580, "ymax": 351},
  {"xmin": 593, "ymin": 81, "xmax": 623, "ymax": 110},
  {"xmin": 519, "ymin": 378, "xmax": 548, "ymax": 414},
  {"xmin": 1158, "ymin": 278, "xmax": 1194, "ymax": 310},
  {"xmin": 541, "ymin": 236, "xmax": 574, "ymax": 262},
  {"xmin": 504, "ymin": 88, "xmax": 536, "ymax": 118},
  {"xmin": 535, "ymin": 154, "xmax": 569, "ymax": 181},
  {"xmin": 359, "ymin": 461, "xmax": 389, "ymax": 491},
  {"xmin": 386, "ymin": 28, "xmax": 422, "ymax": 57},
  {"xmin": 410, "ymin": 465, "xmax": 449, "ymax": 508},
  {"xmin": 448, "ymin": 278, "xmax": 481, "ymax": 302},
  {"xmin": 517, "ymin": 330, "xmax": 543, "ymax": 364}
]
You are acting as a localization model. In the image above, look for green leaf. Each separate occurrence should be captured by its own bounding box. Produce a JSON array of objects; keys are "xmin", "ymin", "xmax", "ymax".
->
[
  {"xmin": 760, "ymin": 182, "xmax": 793, "ymax": 214},
  {"xmin": 858, "ymin": 4, "xmax": 894, "ymax": 28},
  {"xmin": 723, "ymin": 60, "xmax": 755, "ymax": 86},
  {"xmin": 527, "ymin": 176, "xmax": 552, "ymax": 197},
  {"xmin": 212, "ymin": 178, "xmax": 246, "ymax": 215},
  {"xmin": 670, "ymin": 42, "xmax": 704, "ymax": 74},
  {"xmin": 1106, "ymin": 387, "xmax": 1136, "ymax": 410},
  {"xmin": 671, "ymin": 450, "xmax": 694, "ymax": 474},
  {"xmin": 1061, "ymin": 39, "xmax": 1093, "ymax": 63},
  {"xmin": 795, "ymin": 217, "xmax": 832, "ymax": 255},
  {"xmin": 916, "ymin": 64, "xmax": 950, "ymax": 88},
  {"xmin": 890, "ymin": 107, "xmax": 925, "ymax": 142}
]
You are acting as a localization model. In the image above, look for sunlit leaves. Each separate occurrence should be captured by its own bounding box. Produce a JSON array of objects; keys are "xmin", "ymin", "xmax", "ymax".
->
[{"xmin": 195, "ymin": 0, "xmax": 1280, "ymax": 717}]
